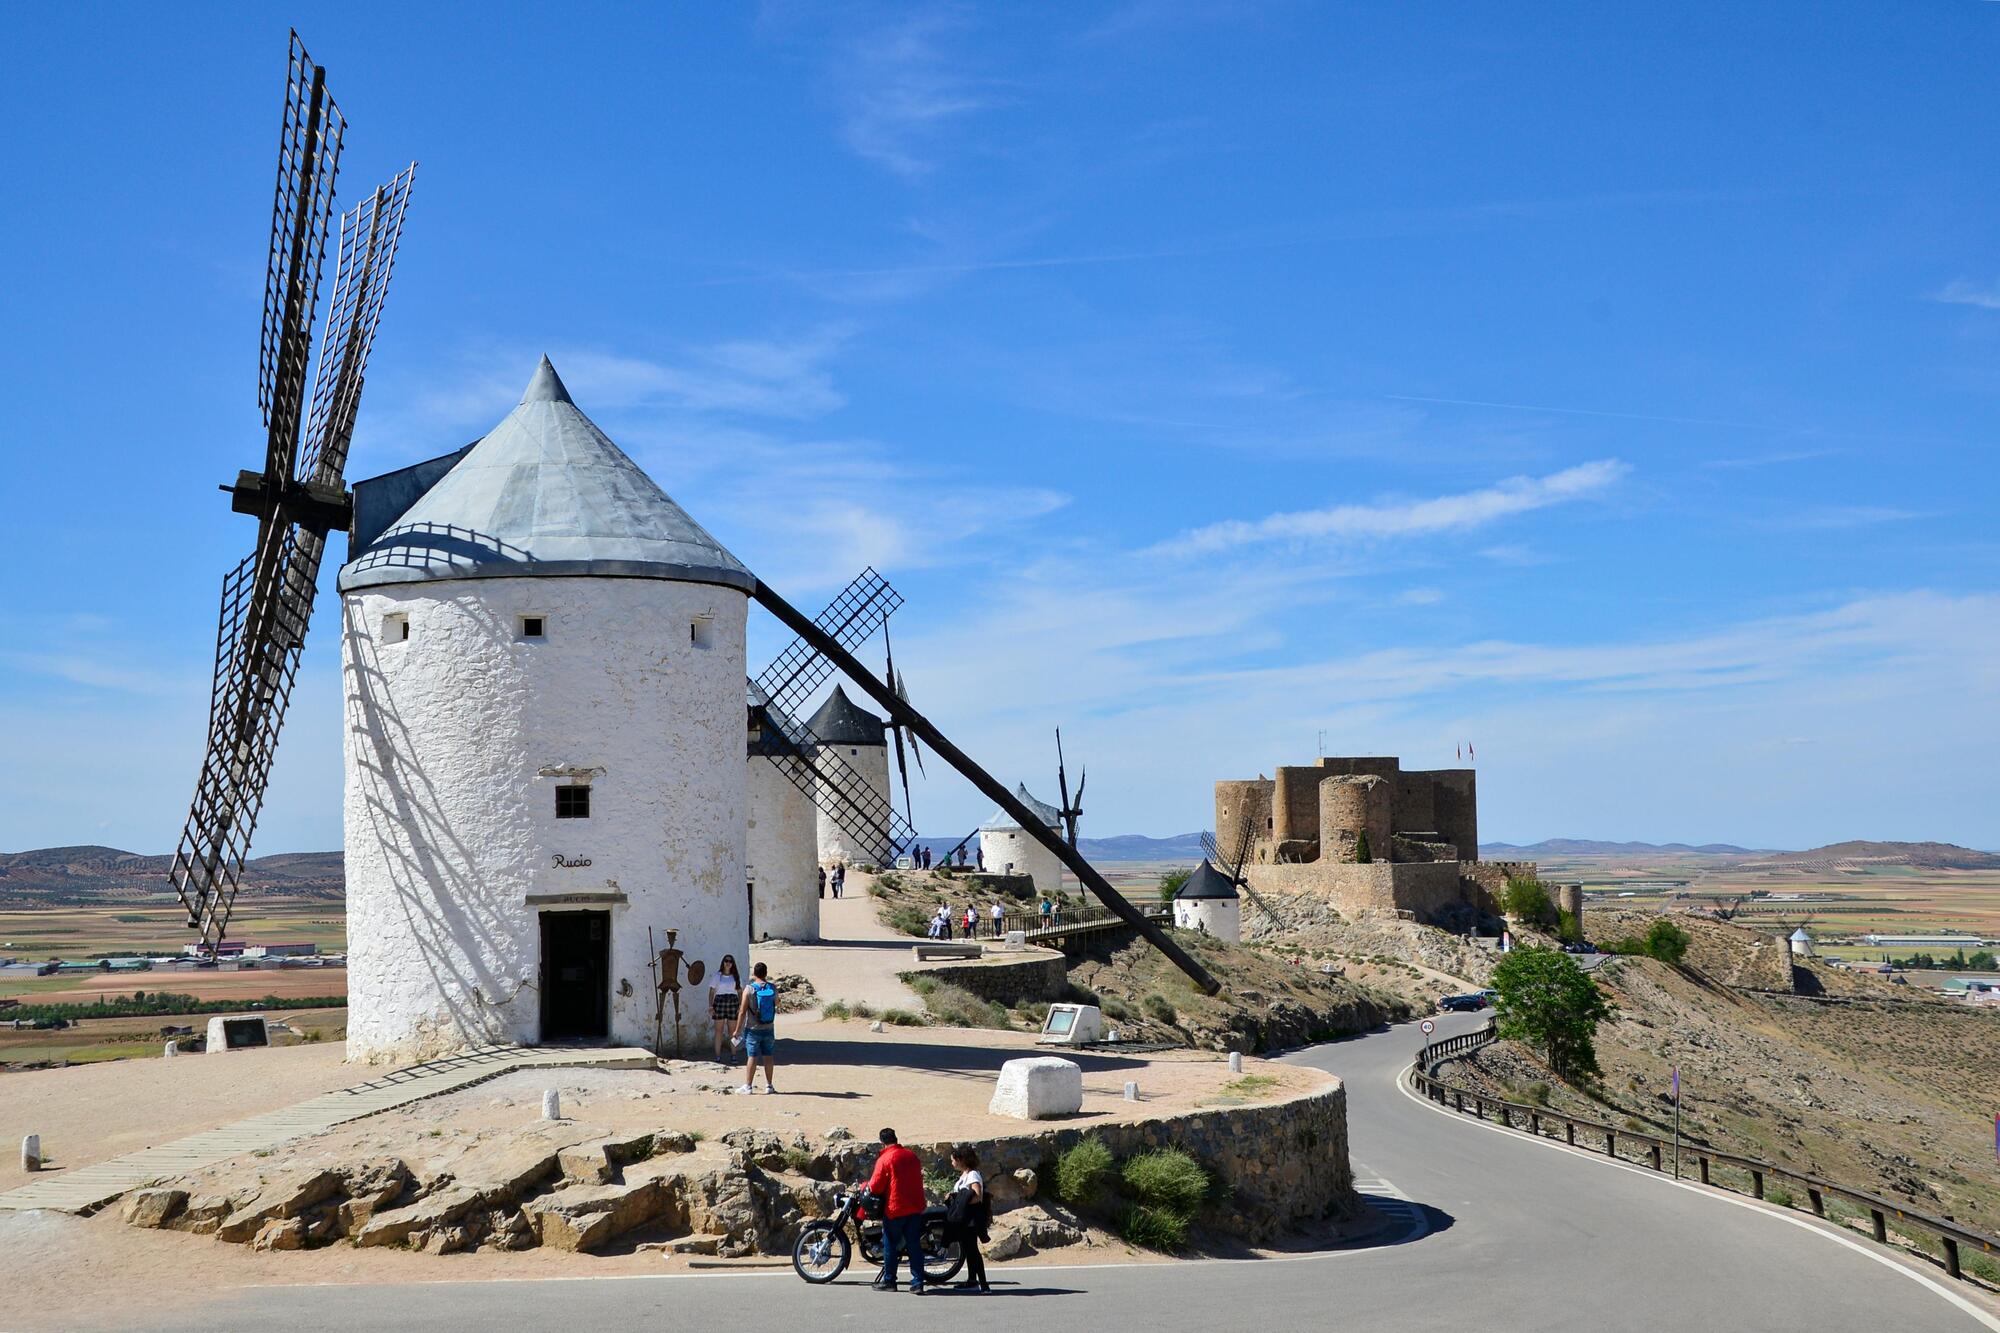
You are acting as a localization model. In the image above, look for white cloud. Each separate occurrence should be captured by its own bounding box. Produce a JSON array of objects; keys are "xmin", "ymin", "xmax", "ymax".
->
[
  {"xmin": 826, "ymin": 10, "xmax": 996, "ymax": 176},
  {"xmin": 1165, "ymin": 460, "xmax": 1627, "ymax": 555},
  {"xmin": 1932, "ymin": 278, "xmax": 2000, "ymax": 311}
]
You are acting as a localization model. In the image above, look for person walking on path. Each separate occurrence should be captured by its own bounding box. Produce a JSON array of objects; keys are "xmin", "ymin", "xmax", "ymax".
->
[
  {"xmin": 707, "ymin": 953, "xmax": 742, "ymax": 1061},
  {"xmin": 866, "ymin": 1128, "xmax": 928, "ymax": 1294},
  {"xmin": 989, "ymin": 901, "xmax": 1004, "ymax": 939},
  {"xmin": 1038, "ymin": 895, "xmax": 1053, "ymax": 928},
  {"xmin": 832, "ymin": 863, "xmax": 846, "ymax": 898},
  {"xmin": 731, "ymin": 962, "xmax": 780, "ymax": 1094},
  {"xmin": 962, "ymin": 903, "xmax": 976, "ymax": 938},
  {"xmin": 818, "ymin": 866, "xmax": 826, "ymax": 900},
  {"xmin": 937, "ymin": 902, "xmax": 951, "ymax": 941},
  {"xmin": 944, "ymin": 1143, "xmax": 991, "ymax": 1292}
]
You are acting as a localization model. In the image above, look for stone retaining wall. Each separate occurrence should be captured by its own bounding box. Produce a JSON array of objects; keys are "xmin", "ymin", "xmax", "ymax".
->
[{"xmin": 905, "ymin": 951, "xmax": 1067, "ymax": 1003}]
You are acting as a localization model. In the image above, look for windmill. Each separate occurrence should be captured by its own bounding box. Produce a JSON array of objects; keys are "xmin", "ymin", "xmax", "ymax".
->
[
  {"xmin": 1053, "ymin": 727, "xmax": 1085, "ymax": 849},
  {"xmin": 883, "ymin": 619, "xmax": 925, "ymax": 837},
  {"xmin": 166, "ymin": 32, "xmax": 416, "ymax": 953}
]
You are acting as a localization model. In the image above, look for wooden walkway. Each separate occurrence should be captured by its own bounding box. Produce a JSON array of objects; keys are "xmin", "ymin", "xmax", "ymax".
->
[{"xmin": 0, "ymin": 1044, "xmax": 655, "ymax": 1216}]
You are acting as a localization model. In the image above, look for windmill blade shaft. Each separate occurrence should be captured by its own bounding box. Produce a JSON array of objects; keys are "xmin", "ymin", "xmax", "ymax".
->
[{"xmin": 753, "ymin": 579, "xmax": 1220, "ymax": 995}]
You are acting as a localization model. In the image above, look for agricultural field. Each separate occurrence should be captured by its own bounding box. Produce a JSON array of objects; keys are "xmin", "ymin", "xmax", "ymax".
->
[
  {"xmin": 0, "ymin": 898, "xmax": 346, "ymax": 967},
  {"xmin": 0, "ymin": 1005, "xmax": 346, "ymax": 1068}
]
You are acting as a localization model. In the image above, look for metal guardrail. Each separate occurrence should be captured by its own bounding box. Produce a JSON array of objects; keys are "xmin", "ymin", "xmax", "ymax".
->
[{"xmin": 1409, "ymin": 1023, "xmax": 2000, "ymax": 1287}]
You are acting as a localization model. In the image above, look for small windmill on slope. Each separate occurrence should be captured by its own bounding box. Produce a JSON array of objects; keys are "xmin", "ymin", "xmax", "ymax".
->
[
  {"xmin": 1198, "ymin": 798, "xmax": 1267, "ymax": 926},
  {"xmin": 166, "ymin": 32, "xmax": 415, "ymax": 953}
]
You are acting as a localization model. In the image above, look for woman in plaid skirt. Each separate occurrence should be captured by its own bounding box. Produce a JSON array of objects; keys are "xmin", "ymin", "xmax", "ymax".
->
[{"xmin": 709, "ymin": 954, "xmax": 742, "ymax": 1060}]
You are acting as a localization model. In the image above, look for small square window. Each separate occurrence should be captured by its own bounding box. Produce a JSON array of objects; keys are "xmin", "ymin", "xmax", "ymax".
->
[
  {"xmin": 555, "ymin": 785, "xmax": 591, "ymax": 819},
  {"xmin": 384, "ymin": 613, "xmax": 410, "ymax": 643},
  {"xmin": 690, "ymin": 616, "xmax": 714, "ymax": 650},
  {"xmin": 520, "ymin": 616, "xmax": 545, "ymax": 640}
]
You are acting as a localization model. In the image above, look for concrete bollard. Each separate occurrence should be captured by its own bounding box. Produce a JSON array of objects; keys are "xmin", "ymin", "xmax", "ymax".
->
[
  {"xmin": 22, "ymin": 1134, "xmax": 42, "ymax": 1172},
  {"xmin": 542, "ymin": 1089, "xmax": 561, "ymax": 1121},
  {"xmin": 1228, "ymin": 1052, "xmax": 1243, "ymax": 1074},
  {"xmin": 163, "ymin": 1041, "xmax": 179, "ymax": 1058},
  {"xmin": 1124, "ymin": 1081, "xmax": 1140, "ymax": 1101}
]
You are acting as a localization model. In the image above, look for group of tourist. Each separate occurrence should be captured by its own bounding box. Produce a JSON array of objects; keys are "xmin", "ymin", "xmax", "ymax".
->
[
  {"xmin": 866, "ymin": 1127, "xmax": 992, "ymax": 1294},
  {"xmin": 926, "ymin": 900, "xmax": 1011, "ymax": 940},
  {"xmin": 817, "ymin": 863, "xmax": 848, "ymax": 899}
]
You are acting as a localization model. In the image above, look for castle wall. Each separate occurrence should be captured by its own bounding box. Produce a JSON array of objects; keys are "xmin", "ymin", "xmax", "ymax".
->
[
  {"xmin": 1271, "ymin": 766, "xmax": 1324, "ymax": 849},
  {"xmin": 1393, "ymin": 771, "xmax": 1436, "ymax": 834},
  {"xmin": 342, "ymin": 578, "xmax": 749, "ymax": 1063},
  {"xmin": 1430, "ymin": 769, "xmax": 1478, "ymax": 859},
  {"xmin": 1244, "ymin": 860, "xmax": 1469, "ymax": 922}
]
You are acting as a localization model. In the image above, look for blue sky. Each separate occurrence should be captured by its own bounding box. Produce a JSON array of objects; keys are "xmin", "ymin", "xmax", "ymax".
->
[{"xmin": 4, "ymin": 3, "xmax": 1998, "ymax": 854}]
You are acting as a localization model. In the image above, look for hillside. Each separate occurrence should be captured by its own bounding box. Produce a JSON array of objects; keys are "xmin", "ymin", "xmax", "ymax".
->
[
  {"xmin": 0, "ymin": 847, "xmax": 345, "ymax": 906},
  {"xmin": 1741, "ymin": 841, "xmax": 2000, "ymax": 870},
  {"xmin": 1481, "ymin": 839, "xmax": 1760, "ymax": 857}
]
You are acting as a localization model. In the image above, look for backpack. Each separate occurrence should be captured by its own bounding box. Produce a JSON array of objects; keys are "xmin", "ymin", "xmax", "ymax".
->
[{"xmin": 749, "ymin": 981, "xmax": 777, "ymax": 1025}]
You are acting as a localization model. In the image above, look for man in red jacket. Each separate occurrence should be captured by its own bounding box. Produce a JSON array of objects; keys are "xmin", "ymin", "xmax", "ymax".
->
[{"xmin": 865, "ymin": 1127, "xmax": 928, "ymax": 1293}]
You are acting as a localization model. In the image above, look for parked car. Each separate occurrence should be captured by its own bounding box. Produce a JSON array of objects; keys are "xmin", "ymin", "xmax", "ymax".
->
[{"xmin": 1438, "ymin": 993, "xmax": 1489, "ymax": 1012}]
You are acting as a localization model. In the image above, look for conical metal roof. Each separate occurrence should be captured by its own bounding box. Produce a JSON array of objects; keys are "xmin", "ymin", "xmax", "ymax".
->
[
  {"xmin": 1175, "ymin": 858, "xmax": 1239, "ymax": 901},
  {"xmin": 339, "ymin": 357, "xmax": 755, "ymax": 593},
  {"xmin": 980, "ymin": 783, "xmax": 1061, "ymax": 832},
  {"xmin": 806, "ymin": 685, "xmax": 886, "ymax": 747}
]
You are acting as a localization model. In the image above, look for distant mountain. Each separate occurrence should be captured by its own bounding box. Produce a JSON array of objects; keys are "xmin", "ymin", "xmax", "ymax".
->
[
  {"xmin": 1077, "ymin": 833, "xmax": 1209, "ymax": 862},
  {"xmin": 1482, "ymin": 839, "xmax": 1761, "ymax": 858},
  {"xmin": 0, "ymin": 846, "xmax": 344, "ymax": 905},
  {"xmin": 1745, "ymin": 841, "xmax": 2000, "ymax": 870}
]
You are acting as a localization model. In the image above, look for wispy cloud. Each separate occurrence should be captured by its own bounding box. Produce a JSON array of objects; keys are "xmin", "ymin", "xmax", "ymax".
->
[
  {"xmin": 1701, "ymin": 450, "xmax": 1835, "ymax": 470},
  {"xmin": 828, "ymin": 10, "xmax": 998, "ymax": 176},
  {"xmin": 1932, "ymin": 278, "xmax": 2000, "ymax": 311},
  {"xmin": 1164, "ymin": 460, "xmax": 1627, "ymax": 555},
  {"xmin": 1772, "ymin": 505, "xmax": 1927, "ymax": 531}
]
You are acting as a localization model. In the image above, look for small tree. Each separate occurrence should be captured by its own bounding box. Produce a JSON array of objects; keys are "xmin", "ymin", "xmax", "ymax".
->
[
  {"xmin": 1644, "ymin": 918, "xmax": 1690, "ymax": 966},
  {"xmin": 1969, "ymin": 950, "xmax": 1997, "ymax": 972},
  {"xmin": 1353, "ymin": 831, "xmax": 1372, "ymax": 864},
  {"xmin": 1491, "ymin": 946, "xmax": 1612, "ymax": 1081},
  {"xmin": 1500, "ymin": 876, "xmax": 1557, "ymax": 928},
  {"xmin": 1158, "ymin": 868, "xmax": 1192, "ymax": 904}
]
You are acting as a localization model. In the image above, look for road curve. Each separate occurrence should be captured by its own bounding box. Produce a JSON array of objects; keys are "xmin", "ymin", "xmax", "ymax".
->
[{"xmin": 111, "ymin": 1015, "xmax": 1996, "ymax": 1333}]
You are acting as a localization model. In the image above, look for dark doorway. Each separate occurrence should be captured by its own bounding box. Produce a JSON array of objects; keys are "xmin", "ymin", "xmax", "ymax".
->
[
  {"xmin": 747, "ymin": 880, "xmax": 756, "ymax": 942},
  {"xmin": 539, "ymin": 910, "xmax": 610, "ymax": 1042}
]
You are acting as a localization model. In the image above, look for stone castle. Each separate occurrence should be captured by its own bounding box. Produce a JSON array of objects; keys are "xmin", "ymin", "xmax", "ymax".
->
[{"xmin": 1216, "ymin": 755, "xmax": 1533, "ymax": 923}]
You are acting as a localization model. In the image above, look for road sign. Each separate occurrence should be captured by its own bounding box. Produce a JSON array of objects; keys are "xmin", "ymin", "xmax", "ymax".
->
[{"xmin": 1420, "ymin": 1019, "xmax": 1435, "ymax": 1036}]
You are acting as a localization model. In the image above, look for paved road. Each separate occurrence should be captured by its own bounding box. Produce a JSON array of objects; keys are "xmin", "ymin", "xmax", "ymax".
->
[{"xmin": 112, "ymin": 1014, "xmax": 1996, "ymax": 1333}]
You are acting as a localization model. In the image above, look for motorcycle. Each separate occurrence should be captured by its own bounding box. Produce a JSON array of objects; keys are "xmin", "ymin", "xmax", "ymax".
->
[{"xmin": 790, "ymin": 1187, "xmax": 963, "ymax": 1285}]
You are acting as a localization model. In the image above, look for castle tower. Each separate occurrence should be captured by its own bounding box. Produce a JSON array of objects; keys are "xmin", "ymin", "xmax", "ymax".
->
[
  {"xmin": 746, "ymin": 689, "xmax": 819, "ymax": 942},
  {"xmin": 808, "ymin": 685, "xmax": 894, "ymax": 867},
  {"xmin": 978, "ymin": 784, "xmax": 1065, "ymax": 897},
  {"xmin": 337, "ymin": 357, "xmax": 753, "ymax": 1062}
]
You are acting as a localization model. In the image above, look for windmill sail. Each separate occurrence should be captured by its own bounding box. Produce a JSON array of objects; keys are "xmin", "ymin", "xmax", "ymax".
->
[{"xmin": 169, "ymin": 35, "xmax": 413, "ymax": 952}]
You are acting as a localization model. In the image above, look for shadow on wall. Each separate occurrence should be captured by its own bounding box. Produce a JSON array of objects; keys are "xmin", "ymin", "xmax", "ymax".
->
[{"xmin": 344, "ymin": 598, "xmax": 533, "ymax": 1059}]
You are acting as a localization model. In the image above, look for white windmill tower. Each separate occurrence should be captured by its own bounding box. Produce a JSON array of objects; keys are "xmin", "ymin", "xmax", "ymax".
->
[
  {"xmin": 979, "ymin": 784, "xmax": 1065, "ymax": 897},
  {"xmin": 807, "ymin": 686, "xmax": 895, "ymax": 868},
  {"xmin": 337, "ymin": 357, "xmax": 754, "ymax": 1062}
]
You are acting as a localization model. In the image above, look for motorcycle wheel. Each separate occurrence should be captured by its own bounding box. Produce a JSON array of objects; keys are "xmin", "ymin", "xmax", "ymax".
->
[
  {"xmin": 792, "ymin": 1222, "xmax": 850, "ymax": 1284},
  {"xmin": 919, "ymin": 1220, "xmax": 964, "ymax": 1284}
]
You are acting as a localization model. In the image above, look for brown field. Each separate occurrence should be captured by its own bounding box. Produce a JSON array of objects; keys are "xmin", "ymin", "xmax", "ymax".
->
[
  {"xmin": 2, "ymin": 966, "xmax": 348, "ymax": 1007},
  {"xmin": 0, "ymin": 898, "xmax": 346, "ymax": 962},
  {"xmin": 0, "ymin": 1005, "xmax": 347, "ymax": 1068}
]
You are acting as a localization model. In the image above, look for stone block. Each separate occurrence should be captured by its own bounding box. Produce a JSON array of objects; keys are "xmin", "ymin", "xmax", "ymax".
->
[
  {"xmin": 250, "ymin": 1217, "xmax": 307, "ymax": 1252},
  {"xmin": 355, "ymin": 1184, "xmax": 481, "ymax": 1248},
  {"xmin": 987, "ymin": 1057, "xmax": 1083, "ymax": 1120},
  {"xmin": 122, "ymin": 1188, "xmax": 187, "ymax": 1229},
  {"xmin": 216, "ymin": 1167, "xmax": 341, "ymax": 1243}
]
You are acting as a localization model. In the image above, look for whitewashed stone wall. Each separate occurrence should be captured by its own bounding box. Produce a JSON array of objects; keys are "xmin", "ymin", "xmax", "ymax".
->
[
  {"xmin": 978, "ymin": 827, "xmax": 1064, "ymax": 898},
  {"xmin": 1174, "ymin": 897, "xmax": 1242, "ymax": 943},
  {"xmin": 813, "ymin": 742, "xmax": 893, "ymax": 867},
  {"xmin": 746, "ymin": 756, "xmax": 818, "ymax": 942},
  {"xmin": 342, "ymin": 577, "xmax": 748, "ymax": 1063}
]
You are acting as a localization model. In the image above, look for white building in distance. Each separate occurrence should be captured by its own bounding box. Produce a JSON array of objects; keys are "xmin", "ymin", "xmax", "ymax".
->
[
  {"xmin": 337, "ymin": 358, "xmax": 752, "ymax": 1062},
  {"xmin": 979, "ymin": 784, "xmax": 1065, "ymax": 897},
  {"xmin": 1173, "ymin": 859, "xmax": 1241, "ymax": 943},
  {"xmin": 808, "ymin": 685, "xmax": 895, "ymax": 868}
]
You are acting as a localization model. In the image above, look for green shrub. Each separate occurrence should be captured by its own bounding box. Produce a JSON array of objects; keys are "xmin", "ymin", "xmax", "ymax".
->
[
  {"xmin": 1353, "ymin": 831, "xmax": 1372, "ymax": 864},
  {"xmin": 1142, "ymin": 993, "xmax": 1178, "ymax": 1025},
  {"xmin": 821, "ymin": 1000, "xmax": 851, "ymax": 1020},
  {"xmin": 882, "ymin": 1008, "xmax": 927, "ymax": 1026},
  {"xmin": 849, "ymin": 1002, "xmax": 878, "ymax": 1020},
  {"xmin": 1643, "ymin": 919, "xmax": 1691, "ymax": 965},
  {"xmin": 1158, "ymin": 868, "xmax": 1192, "ymax": 903},
  {"xmin": 1118, "ymin": 1203, "xmax": 1189, "ymax": 1251},
  {"xmin": 907, "ymin": 977, "xmax": 1010, "ymax": 1029},
  {"xmin": 1060, "ymin": 982, "xmax": 1101, "ymax": 1007},
  {"xmin": 1556, "ymin": 909, "xmax": 1581, "ymax": 942},
  {"xmin": 884, "ymin": 905, "xmax": 931, "ymax": 937},
  {"xmin": 1121, "ymin": 1149, "xmax": 1209, "ymax": 1214},
  {"xmin": 1500, "ymin": 876, "xmax": 1557, "ymax": 927},
  {"xmin": 924, "ymin": 1165, "xmax": 956, "ymax": 1199},
  {"xmin": 1099, "ymin": 995, "xmax": 1131, "ymax": 1021},
  {"xmin": 1765, "ymin": 1185, "xmax": 1795, "ymax": 1209},
  {"xmin": 1524, "ymin": 1081, "xmax": 1552, "ymax": 1107},
  {"xmin": 1054, "ymin": 1137, "xmax": 1114, "ymax": 1206},
  {"xmin": 783, "ymin": 1147, "xmax": 815, "ymax": 1173}
]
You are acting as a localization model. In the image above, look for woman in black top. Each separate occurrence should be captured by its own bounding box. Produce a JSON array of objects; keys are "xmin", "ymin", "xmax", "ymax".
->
[{"xmin": 945, "ymin": 1143, "xmax": 991, "ymax": 1292}]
